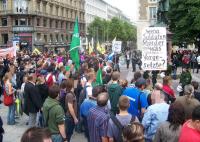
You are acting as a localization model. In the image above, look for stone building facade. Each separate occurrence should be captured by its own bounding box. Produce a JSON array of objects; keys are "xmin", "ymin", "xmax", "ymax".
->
[
  {"xmin": 137, "ymin": 0, "xmax": 158, "ymax": 50},
  {"xmin": 0, "ymin": 0, "xmax": 85, "ymax": 51}
]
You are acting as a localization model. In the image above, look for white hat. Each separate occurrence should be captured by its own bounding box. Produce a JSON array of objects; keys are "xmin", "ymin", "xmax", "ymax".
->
[{"xmin": 177, "ymin": 84, "xmax": 183, "ymax": 92}]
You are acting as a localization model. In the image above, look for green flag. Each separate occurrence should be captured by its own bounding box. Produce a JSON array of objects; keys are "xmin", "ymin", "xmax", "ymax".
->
[
  {"xmin": 96, "ymin": 68, "xmax": 103, "ymax": 85},
  {"xmin": 70, "ymin": 17, "xmax": 80, "ymax": 70}
]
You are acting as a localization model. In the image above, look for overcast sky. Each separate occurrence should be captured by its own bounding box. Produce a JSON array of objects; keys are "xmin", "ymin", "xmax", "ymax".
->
[{"xmin": 104, "ymin": 0, "xmax": 139, "ymax": 22}]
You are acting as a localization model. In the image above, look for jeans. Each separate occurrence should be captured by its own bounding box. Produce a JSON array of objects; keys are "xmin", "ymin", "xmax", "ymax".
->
[
  {"xmin": 132, "ymin": 60, "xmax": 136, "ymax": 72},
  {"xmin": 172, "ymin": 69, "xmax": 177, "ymax": 80},
  {"xmin": 65, "ymin": 116, "xmax": 75, "ymax": 142},
  {"xmin": 126, "ymin": 60, "xmax": 130, "ymax": 69},
  {"xmin": 7, "ymin": 104, "xmax": 15, "ymax": 125},
  {"xmin": 51, "ymin": 134, "xmax": 63, "ymax": 142},
  {"xmin": 28, "ymin": 113, "xmax": 37, "ymax": 127},
  {"xmin": 82, "ymin": 116, "xmax": 90, "ymax": 142}
]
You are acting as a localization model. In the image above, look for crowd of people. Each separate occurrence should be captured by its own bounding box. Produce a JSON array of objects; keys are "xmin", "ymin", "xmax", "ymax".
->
[{"xmin": 0, "ymin": 49, "xmax": 200, "ymax": 142}]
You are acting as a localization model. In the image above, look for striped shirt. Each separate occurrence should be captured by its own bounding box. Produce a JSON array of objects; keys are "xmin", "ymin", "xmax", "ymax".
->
[{"xmin": 87, "ymin": 106, "xmax": 110, "ymax": 142}]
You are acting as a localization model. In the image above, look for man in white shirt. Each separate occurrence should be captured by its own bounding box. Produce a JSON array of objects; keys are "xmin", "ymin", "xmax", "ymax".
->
[{"xmin": 85, "ymin": 72, "xmax": 96, "ymax": 99}]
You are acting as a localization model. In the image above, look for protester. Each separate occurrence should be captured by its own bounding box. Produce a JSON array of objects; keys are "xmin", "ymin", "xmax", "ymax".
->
[
  {"xmin": 3, "ymin": 73, "xmax": 15, "ymax": 125},
  {"xmin": 36, "ymin": 75, "xmax": 49, "ymax": 105},
  {"xmin": 191, "ymin": 81, "xmax": 200, "ymax": 102},
  {"xmin": 196, "ymin": 53, "xmax": 200, "ymax": 73},
  {"xmin": 64, "ymin": 78, "xmax": 78, "ymax": 142},
  {"xmin": 179, "ymin": 105, "xmax": 200, "ymax": 142},
  {"xmin": 108, "ymin": 71, "xmax": 122, "ymax": 115},
  {"xmin": 179, "ymin": 67, "xmax": 192, "ymax": 96},
  {"xmin": 0, "ymin": 116, "xmax": 4, "ymax": 142},
  {"xmin": 43, "ymin": 85, "xmax": 67, "ymax": 142},
  {"xmin": 125, "ymin": 51, "xmax": 131, "ymax": 69},
  {"xmin": 24, "ymin": 74, "xmax": 42, "ymax": 127},
  {"xmin": 153, "ymin": 102, "xmax": 185, "ymax": 142},
  {"xmin": 142, "ymin": 90, "xmax": 169, "ymax": 142},
  {"xmin": 150, "ymin": 83, "xmax": 163, "ymax": 105},
  {"xmin": 107, "ymin": 96, "xmax": 139, "ymax": 142},
  {"xmin": 175, "ymin": 84, "xmax": 200, "ymax": 120},
  {"xmin": 123, "ymin": 78, "xmax": 148, "ymax": 121},
  {"xmin": 87, "ymin": 92, "xmax": 110, "ymax": 142},
  {"xmin": 46, "ymin": 66, "xmax": 56, "ymax": 87},
  {"xmin": 58, "ymin": 66, "xmax": 66, "ymax": 85},
  {"xmin": 162, "ymin": 76, "xmax": 176, "ymax": 103},
  {"xmin": 80, "ymin": 85, "xmax": 105, "ymax": 141},
  {"xmin": 122, "ymin": 122, "xmax": 145, "ymax": 142},
  {"xmin": 85, "ymin": 71, "xmax": 95, "ymax": 99},
  {"xmin": 21, "ymin": 127, "xmax": 52, "ymax": 142}
]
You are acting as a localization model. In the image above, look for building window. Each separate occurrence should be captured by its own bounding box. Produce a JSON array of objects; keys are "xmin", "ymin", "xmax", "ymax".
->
[
  {"xmin": 1, "ymin": 18, "xmax": 7, "ymax": 26},
  {"xmin": 43, "ymin": 19, "xmax": 47, "ymax": 27},
  {"xmin": 28, "ymin": 18, "xmax": 31, "ymax": 26},
  {"xmin": 61, "ymin": 34, "xmax": 64, "ymax": 42},
  {"xmin": 50, "ymin": 4, "xmax": 53, "ymax": 15},
  {"xmin": 50, "ymin": 34, "xmax": 53, "ymax": 42},
  {"xmin": 20, "ymin": 18, "xmax": 26, "ymax": 25},
  {"xmin": 37, "ymin": 18, "xmax": 40, "ymax": 26},
  {"xmin": 2, "ymin": 34, "xmax": 8, "ymax": 44},
  {"xmin": 44, "ymin": 34, "xmax": 47, "ymax": 42},
  {"xmin": 37, "ymin": 1, "xmax": 40, "ymax": 11},
  {"xmin": 50, "ymin": 20, "xmax": 53, "ymax": 28},
  {"xmin": 15, "ymin": 19, "xmax": 18, "ymax": 26},
  {"xmin": 56, "ymin": 34, "xmax": 58, "ymax": 42},
  {"xmin": 36, "ymin": 33, "xmax": 41, "ymax": 41},
  {"xmin": 149, "ymin": 7, "xmax": 157, "ymax": 19},
  {"xmin": 2, "ymin": 0, "xmax": 7, "ymax": 10},
  {"xmin": 43, "ymin": 2, "xmax": 46, "ymax": 13},
  {"xmin": 56, "ymin": 7, "xmax": 59, "ymax": 16},
  {"xmin": 55, "ymin": 21, "xmax": 58, "ymax": 28},
  {"xmin": 70, "ymin": 22, "xmax": 73, "ymax": 30}
]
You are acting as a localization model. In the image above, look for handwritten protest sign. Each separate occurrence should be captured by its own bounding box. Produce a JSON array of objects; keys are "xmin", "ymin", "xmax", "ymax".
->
[
  {"xmin": 112, "ymin": 41, "xmax": 122, "ymax": 53},
  {"xmin": 141, "ymin": 27, "xmax": 167, "ymax": 70}
]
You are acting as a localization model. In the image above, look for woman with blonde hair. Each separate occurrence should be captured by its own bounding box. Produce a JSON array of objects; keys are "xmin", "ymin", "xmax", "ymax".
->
[
  {"xmin": 175, "ymin": 84, "xmax": 200, "ymax": 120},
  {"xmin": 3, "ymin": 73, "xmax": 15, "ymax": 125}
]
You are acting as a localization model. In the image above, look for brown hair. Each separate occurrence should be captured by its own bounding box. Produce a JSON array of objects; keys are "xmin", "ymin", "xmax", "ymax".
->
[
  {"xmin": 48, "ymin": 85, "xmax": 60, "ymax": 99},
  {"xmin": 163, "ymin": 76, "xmax": 172, "ymax": 85},
  {"xmin": 119, "ymin": 96, "xmax": 130, "ymax": 111},
  {"xmin": 66, "ymin": 78, "xmax": 74, "ymax": 92},
  {"xmin": 123, "ymin": 122, "xmax": 145, "ymax": 142},
  {"xmin": 21, "ymin": 127, "xmax": 51, "ymax": 142},
  {"xmin": 87, "ymin": 71, "xmax": 95, "ymax": 81},
  {"xmin": 60, "ymin": 80, "xmax": 68, "ymax": 89},
  {"xmin": 112, "ymin": 71, "xmax": 120, "ymax": 81}
]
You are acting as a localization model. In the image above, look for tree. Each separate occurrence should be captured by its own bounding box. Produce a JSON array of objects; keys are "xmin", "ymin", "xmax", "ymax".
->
[
  {"xmin": 168, "ymin": 0, "xmax": 200, "ymax": 44},
  {"xmin": 88, "ymin": 17, "xmax": 137, "ymax": 42}
]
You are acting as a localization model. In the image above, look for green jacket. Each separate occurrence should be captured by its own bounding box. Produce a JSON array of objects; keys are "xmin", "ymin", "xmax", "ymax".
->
[
  {"xmin": 43, "ymin": 97, "xmax": 65, "ymax": 134},
  {"xmin": 108, "ymin": 83, "xmax": 122, "ymax": 114},
  {"xmin": 180, "ymin": 71, "xmax": 192, "ymax": 87}
]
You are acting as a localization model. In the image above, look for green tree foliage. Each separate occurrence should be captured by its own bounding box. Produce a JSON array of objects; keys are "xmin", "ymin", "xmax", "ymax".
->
[
  {"xmin": 168, "ymin": 0, "xmax": 200, "ymax": 44},
  {"xmin": 88, "ymin": 17, "xmax": 137, "ymax": 42}
]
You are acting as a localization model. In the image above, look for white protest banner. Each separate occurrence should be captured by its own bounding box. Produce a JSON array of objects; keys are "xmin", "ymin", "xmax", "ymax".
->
[
  {"xmin": 141, "ymin": 27, "xmax": 167, "ymax": 71},
  {"xmin": 112, "ymin": 41, "xmax": 122, "ymax": 53},
  {"xmin": 0, "ymin": 47, "xmax": 16, "ymax": 58}
]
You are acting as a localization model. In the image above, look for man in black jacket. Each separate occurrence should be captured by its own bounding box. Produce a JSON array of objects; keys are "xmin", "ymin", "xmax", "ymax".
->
[{"xmin": 24, "ymin": 74, "xmax": 42, "ymax": 127}]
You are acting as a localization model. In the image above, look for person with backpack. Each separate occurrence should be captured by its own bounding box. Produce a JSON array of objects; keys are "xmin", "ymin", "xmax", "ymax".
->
[
  {"xmin": 107, "ymin": 96, "xmax": 139, "ymax": 142},
  {"xmin": 64, "ymin": 79, "xmax": 78, "ymax": 142},
  {"xmin": 123, "ymin": 78, "xmax": 148, "ymax": 121},
  {"xmin": 43, "ymin": 85, "xmax": 67, "ymax": 142},
  {"xmin": 3, "ymin": 73, "xmax": 15, "ymax": 125},
  {"xmin": 108, "ymin": 71, "xmax": 123, "ymax": 115},
  {"xmin": 24, "ymin": 74, "xmax": 42, "ymax": 127},
  {"xmin": 80, "ymin": 85, "xmax": 105, "ymax": 141}
]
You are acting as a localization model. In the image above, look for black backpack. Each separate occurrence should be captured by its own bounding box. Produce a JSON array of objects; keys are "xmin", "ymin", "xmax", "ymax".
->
[{"xmin": 110, "ymin": 112, "xmax": 135, "ymax": 142}]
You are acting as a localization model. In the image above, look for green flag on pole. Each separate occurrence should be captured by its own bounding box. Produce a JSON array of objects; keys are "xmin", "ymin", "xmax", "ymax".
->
[
  {"xmin": 70, "ymin": 17, "xmax": 80, "ymax": 70},
  {"xmin": 96, "ymin": 68, "xmax": 103, "ymax": 85}
]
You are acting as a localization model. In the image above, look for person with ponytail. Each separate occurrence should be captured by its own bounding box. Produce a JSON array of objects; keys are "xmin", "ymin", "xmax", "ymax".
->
[{"xmin": 175, "ymin": 84, "xmax": 200, "ymax": 120}]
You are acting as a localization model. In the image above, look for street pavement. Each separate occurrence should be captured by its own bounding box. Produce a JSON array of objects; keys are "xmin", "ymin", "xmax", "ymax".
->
[{"xmin": 0, "ymin": 64, "xmax": 200, "ymax": 142}]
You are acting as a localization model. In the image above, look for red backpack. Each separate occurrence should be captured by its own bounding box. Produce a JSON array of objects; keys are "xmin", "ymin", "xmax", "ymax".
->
[{"xmin": 46, "ymin": 74, "xmax": 53, "ymax": 87}]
